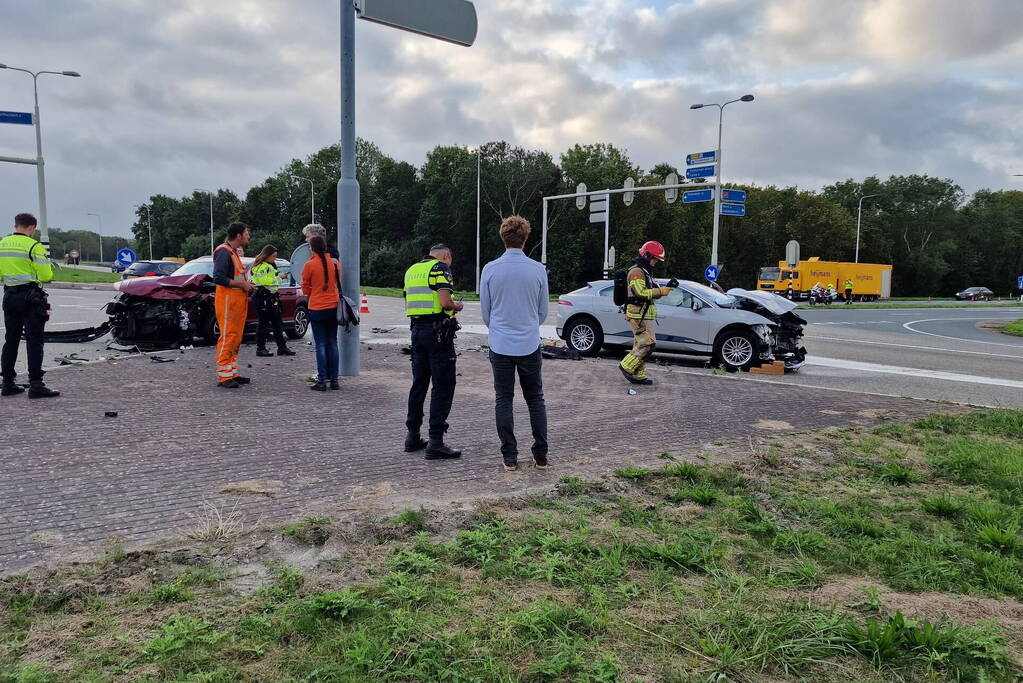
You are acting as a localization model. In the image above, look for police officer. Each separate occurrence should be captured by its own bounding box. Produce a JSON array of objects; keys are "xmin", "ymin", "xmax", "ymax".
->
[
  {"xmin": 403, "ymin": 244, "xmax": 464, "ymax": 459},
  {"xmin": 619, "ymin": 240, "xmax": 672, "ymax": 386},
  {"xmin": 0, "ymin": 213, "xmax": 59, "ymax": 398},
  {"xmin": 249, "ymin": 244, "xmax": 296, "ymax": 357},
  {"xmin": 844, "ymin": 278, "xmax": 854, "ymax": 304}
]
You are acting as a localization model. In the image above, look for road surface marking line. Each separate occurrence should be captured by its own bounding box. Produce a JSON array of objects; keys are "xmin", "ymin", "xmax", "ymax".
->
[
  {"xmin": 807, "ymin": 356, "xmax": 1023, "ymax": 389},
  {"xmin": 902, "ymin": 318, "xmax": 1023, "ymax": 348},
  {"xmin": 804, "ymin": 335, "xmax": 1023, "ymax": 360}
]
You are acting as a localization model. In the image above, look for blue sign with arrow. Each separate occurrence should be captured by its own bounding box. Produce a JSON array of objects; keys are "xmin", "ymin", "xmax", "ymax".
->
[
  {"xmin": 685, "ymin": 165, "xmax": 715, "ymax": 179},
  {"xmin": 721, "ymin": 203, "xmax": 746, "ymax": 217},
  {"xmin": 721, "ymin": 188, "xmax": 747, "ymax": 203},
  {"xmin": 1018, "ymin": 275, "xmax": 1023, "ymax": 290},
  {"xmin": 0, "ymin": 111, "xmax": 33, "ymax": 126},
  {"xmin": 705, "ymin": 264, "xmax": 720, "ymax": 282},
  {"xmin": 686, "ymin": 150, "xmax": 717, "ymax": 166},
  {"xmin": 682, "ymin": 189, "xmax": 714, "ymax": 204},
  {"xmin": 116, "ymin": 248, "xmax": 137, "ymax": 267}
]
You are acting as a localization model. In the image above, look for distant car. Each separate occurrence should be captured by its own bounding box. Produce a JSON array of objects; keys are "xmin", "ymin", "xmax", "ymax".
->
[
  {"xmin": 955, "ymin": 286, "xmax": 993, "ymax": 301},
  {"xmin": 105, "ymin": 256, "xmax": 309, "ymax": 349},
  {"xmin": 555, "ymin": 279, "xmax": 806, "ymax": 371},
  {"xmin": 121, "ymin": 260, "xmax": 182, "ymax": 279},
  {"xmin": 110, "ymin": 262, "xmax": 127, "ymax": 273}
]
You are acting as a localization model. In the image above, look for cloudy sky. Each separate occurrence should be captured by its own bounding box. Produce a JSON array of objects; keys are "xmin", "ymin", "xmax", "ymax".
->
[{"xmin": 2, "ymin": 0, "xmax": 1022, "ymax": 238}]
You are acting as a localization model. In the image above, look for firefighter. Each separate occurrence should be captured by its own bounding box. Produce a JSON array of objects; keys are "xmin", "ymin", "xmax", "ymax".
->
[
  {"xmin": 0, "ymin": 213, "xmax": 59, "ymax": 398},
  {"xmin": 212, "ymin": 222, "xmax": 254, "ymax": 388},
  {"xmin": 844, "ymin": 278, "xmax": 854, "ymax": 304},
  {"xmin": 619, "ymin": 241, "xmax": 672, "ymax": 385}
]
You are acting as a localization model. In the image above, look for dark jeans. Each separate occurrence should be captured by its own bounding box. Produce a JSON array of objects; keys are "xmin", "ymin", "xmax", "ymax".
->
[
  {"xmin": 256, "ymin": 292, "xmax": 287, "ymax": 349},
  {"xmin": 308, "ymin": 308, "xmax": 339, "ymax": 382},
  {"xmin": 489, "ymin": 349, "xmax": 548, "ymax": 463},
  {"xmin": 406, "ymin": 323, "xmax": 456, "ymax": 441},
  {"xmin": 2, "ymin": 286, "xmax": 46, "ymax": 383}
]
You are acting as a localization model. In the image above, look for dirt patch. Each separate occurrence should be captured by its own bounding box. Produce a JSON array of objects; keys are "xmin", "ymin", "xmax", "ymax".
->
[
  {"xmin": 27, "ymin": 531, "xmax": 65, "ymax": 545},
  {"xmin": 753, "ymin": 419, "xmax": 795, "ymax": 431},
  {"xmin": 219, "ymin": 479, "xmax": 284, "ymax": 497},
  {"xmin": 856, "ymin": 409, "xmax": 901, "ymax": 420},
  {"xmin": 820, "ymin": 409, "xmax": 844, "ymax": 416}
]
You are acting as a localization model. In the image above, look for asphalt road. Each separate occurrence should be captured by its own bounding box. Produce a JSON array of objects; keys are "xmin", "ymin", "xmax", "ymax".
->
[{"xmin": 8, "ymin": 290, "xmax": 1023, "ymax": 408}]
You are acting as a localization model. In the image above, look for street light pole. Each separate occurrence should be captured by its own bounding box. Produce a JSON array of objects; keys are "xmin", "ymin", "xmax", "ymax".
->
[
  {"xmin": 855, "ymin": 194, "xmax": 880, "ymax": 263},
  {"xmin": 194, "ymin": 189, "xmax": 214, "ymax": 253},
  {"xmin": 290, "ymin": 175, "xmax": 316, "ymax": 228},
  {"xmin": 134, "ymin": 204, "xmax": 153, "ymax": 260},
  {"xmin": 475, "ymin": 146, "xmax": 482, "ymax": 293},
  {"xmin": 87, "ymin": 212, "xmax": 103, "ymax": 263},
  {"xmin": 0, "ymin": 64, "xmax": 81, "ymax": 253},
  {"xmin": 689, "ymin": 94, "xmax": 754, "ymax": 272}
]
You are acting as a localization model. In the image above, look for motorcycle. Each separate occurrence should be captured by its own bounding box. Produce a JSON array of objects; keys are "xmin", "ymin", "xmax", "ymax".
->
[{"xmin": 808, "ymin": 285, "xmax": 839, "ymax": 306}]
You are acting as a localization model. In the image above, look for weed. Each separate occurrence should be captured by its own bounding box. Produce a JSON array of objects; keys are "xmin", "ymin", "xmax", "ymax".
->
[
  {"xmin": 308, "ymin": 588, "xmax": 370, "ymax": 621},
  {"xmin": 920, "ymin": 493, "xmax": 962, "ymax": 519},
  {"xmin": 385, "ymin": 547, "xmax": 441, "ymax": 575},
  {"xmin": 614, "ymin": 465, "xmax": 651, "ymax": 480},
  {"xmin": 975, "ymin": 524, "xmax": 1021, "ymax": 554},
  {"xmin": 878, "ymin": 462, "xmax": 917, "ymax": 485},
  {"xmin": 771, "ymin": 530, "xmax": 829, "ymax": 556},
  {"xmin": 670, "ymin": 484, "xmax": 718, "ymax": 506},
  {"xmin": 557, "ymin": 476, "xmax": 588, "ymax": 496},
  {"xmin": 392, "ymin": 508, "xmax": 428, "ymax": 532},
  {"xmin": 141, "ymin": 614, "xmax": 224, "ymax": 661},
  {"xmin": 281, "ymin": 517, "xmax": 331, "ymax": 546},
  {"xmin": 147, "ymin": 583, "xmax": 194, "ymax": 604},
  {"xmin": 846, "ymin": 585, "xmax": 884, "ymax": 613},
  {"xmin": 184, "ymin": 500, "xmax": 246, "ymax": 541},
  {"xmin": 662, "ymin": 461, "xmax": 701, "ymax": 480}
]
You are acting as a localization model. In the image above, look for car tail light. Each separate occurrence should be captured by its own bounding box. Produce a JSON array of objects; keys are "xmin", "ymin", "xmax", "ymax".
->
[
  {"xmin": 146, "ymin": 271, "xmax": 155, "ymax": 276},
  {"xmin": 557, "ymin": 299, "xmax": 573, "ymax": 306}
]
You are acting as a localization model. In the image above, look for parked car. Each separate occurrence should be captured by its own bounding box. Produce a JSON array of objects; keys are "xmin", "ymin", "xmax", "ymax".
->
[
  {"xmin": 110, "ymin": 261, "xmax": 127, "ymax": 273},
  {"xmin": 954, "ymin": 286, "xmax": 993, "ymax": 301},
  {"xmin": 121, "ymin": 260, "xmax": 182, "ymax": 279},
  {"xmin": 105, "ymin": 256, "xmax": 309, "ymax": 349},
  {"xmin": 555, "ymin": 279, "xmax": 807, "ymax": 371}
]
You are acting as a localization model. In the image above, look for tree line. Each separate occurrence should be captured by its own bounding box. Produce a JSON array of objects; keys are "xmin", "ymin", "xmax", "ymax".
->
[{"xmin": 126, "ymin": 140, "xmax": 1023, "ymax": 296}]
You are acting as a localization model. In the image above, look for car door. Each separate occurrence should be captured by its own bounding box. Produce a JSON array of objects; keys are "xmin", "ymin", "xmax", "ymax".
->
[
  {"xmin": 654, "ymin": 287, "xmax": 711, "ymax": 354},
  {"xmin": 594, "ymin": 284, "xmax": 632, "ymax": 345}
]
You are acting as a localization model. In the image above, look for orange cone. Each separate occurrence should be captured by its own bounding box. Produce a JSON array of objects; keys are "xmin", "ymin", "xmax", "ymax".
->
[{"xmin": 359, "ymin": 291, "xmax": 370, "ymax": 314}]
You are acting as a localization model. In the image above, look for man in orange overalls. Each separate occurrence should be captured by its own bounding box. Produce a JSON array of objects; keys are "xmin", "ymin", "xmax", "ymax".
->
[{"xmin": 212, "ymin": 222, "xmax": 254, "ymax": 388}]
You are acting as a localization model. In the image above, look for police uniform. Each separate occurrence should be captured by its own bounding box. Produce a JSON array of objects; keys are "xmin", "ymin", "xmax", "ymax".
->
[
  {"xmin": 403, "ymin": 257, "xmax": 460, "ymax": 455},
  {"xmin": 844, "ymin": 279, "xmax": 854, "ymax": 304},
  {"xmin": 250, "ymin": 260, "xmax": 293, "ymax": 356},
  {"xmin": 0, "ymin": 232, "xmax": 57, "ymax": 396}
]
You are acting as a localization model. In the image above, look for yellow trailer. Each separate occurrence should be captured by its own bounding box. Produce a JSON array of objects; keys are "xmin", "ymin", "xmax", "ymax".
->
[{"xmin": 757, "ymin": 258, "xmax": 893, "ymax": 301}]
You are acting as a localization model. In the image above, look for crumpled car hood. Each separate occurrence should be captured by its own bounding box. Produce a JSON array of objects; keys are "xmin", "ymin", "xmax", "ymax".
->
[
  {"xmin": 116, "ymin": 273, "xmax": 209, "ymax": 299},
  {"xmin": 726, "ymin": 288, "xmax": 799, "ymax": 316}
]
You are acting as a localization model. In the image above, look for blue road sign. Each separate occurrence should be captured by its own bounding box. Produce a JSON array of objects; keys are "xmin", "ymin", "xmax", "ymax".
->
[
  {"xmin": 0, "ymin": 111, "xmax": 33, "ymax": 126},
  {"xmin": 721, "ymin": 203, "xmax": 746, "ymax": 217},
  {"xmin": 705, "ymin": 264, "xmax": 720, "ymax": 282},
  {"xmin": 721, "ymin": 188, "xmax": 747, "ymax": 203},
  {"xmin": 1018, "ymin": 275, "xmax": 1023, "ymax": 290},
  {"xmin": 116, "ymin": 248, "xmax": 137, "ymax": 267},
  {"xmin": 685, "ymin": 165, "xmax": 715, "ymax": 179},
  {"xmin": 682, "ymin": 188, "xmax": 714, "ymax": 204},
  {"xmin": 686, "ymin": 150, "xmax": 717, "ymax": 166}
]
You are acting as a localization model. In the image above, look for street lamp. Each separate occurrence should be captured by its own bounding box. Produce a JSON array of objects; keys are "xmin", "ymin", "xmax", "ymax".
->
[
  {"xmin": 194, "ymin": 189, "xmax": 214, "ymax": 253},
  {"xmin": 470, "ymin": 145, "xmax": 482, "ymax": 293},
  {"xmin": 290, "ymin": 175, "xmax": 316, "ymax": 229},
  {"xmin": 87, "ymin": 212, "xmax": 103, "ymax": 263},
  {"xmin": 856, "ymin": 194, "xmax": 880, "ymax": 263},
  {"xmin": 0, "ymin": 64, "xmax": 81, "ymax": 252},
  {"xmin": 133, "ymin": 204, "xmax": 153, "ymax": 260},
  {"xmin": 689, "ymin": 93, "xmax": 754, "ymax": 273}
]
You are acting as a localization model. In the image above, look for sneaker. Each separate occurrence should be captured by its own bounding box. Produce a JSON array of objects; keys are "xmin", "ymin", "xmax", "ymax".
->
[
  {"xmin": 234, "ymin": 376, "xmax": 251, "ymax": 385},
  {"xmin": 310, "ymin": 381, "xmax": 327, "ymax": 392},
  {"xmin": 256, "ymin": 348, "xmax": 274, "ymax": 357},
  {"xmin": 218, "ymin": 379, "xmax": 240, "ymax": 389},
  {"xmin": 329, "ymin": 380, "xmax": 340, "ymax": 390},
  {"xmin": 425, "ymin": 442, "xmax": 462, "ymax": 460},
  {"xmin": 404, "ymin": 432, "xmax": 428, "ymax": 452},
  {"xmin": 277, "ymin": 346, "xmax": 296, "ymax": 356},
  {"xmin": 27, "ymin": 383, "xmax": 59, "ymax": 399},
  {"xmin": 503, "ymin": 461, "xmax": 519, "ymax": 472},
  {"xmin": 532, "ymin": 455, "xmax": 549, "ymax": 470},
  {"xmin": 1, "ymin": 383, "xmax": 25, "ymax": 396}
]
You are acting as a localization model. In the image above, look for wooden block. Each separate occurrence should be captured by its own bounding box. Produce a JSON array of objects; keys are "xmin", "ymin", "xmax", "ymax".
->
[{"xmin": 751, "ymin": 363, "xmax": 784, "ymax": 375}]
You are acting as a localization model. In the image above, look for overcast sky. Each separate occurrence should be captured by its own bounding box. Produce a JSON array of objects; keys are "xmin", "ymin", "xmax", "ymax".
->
[{"xmin": 2, "ymin": 0, "xmax": 1022, "ymax": 238}]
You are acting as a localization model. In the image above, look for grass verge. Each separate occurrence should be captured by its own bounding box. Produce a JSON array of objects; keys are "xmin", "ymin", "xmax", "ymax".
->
[
  {"xmin": 1000, "ymin": 319, "xmax": 1023, "ymax": 337},
  {"xmin": 47, "ymin": 267, "xmax": 121, "ymax": 284},
  {"xmin": 3, "ymin": 411, "xmax": 1023, "ymax": 681}
]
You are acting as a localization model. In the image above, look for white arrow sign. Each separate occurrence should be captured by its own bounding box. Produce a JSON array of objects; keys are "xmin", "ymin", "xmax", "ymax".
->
[{"xmin": 357, "ymin": 0, "xmax": 478, "ymax": 46}]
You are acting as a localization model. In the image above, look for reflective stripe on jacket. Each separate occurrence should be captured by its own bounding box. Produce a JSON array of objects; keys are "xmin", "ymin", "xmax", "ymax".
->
[
  {"xmin": 625, "ymin": 265, "xmax": 658, "ymax": 320},
  {"xmin": 250, "ymin": 261, "xmax": 280, "ymax": 292},
  {"xmin": 404, "ymin": 258, "xmax": 452, "ymax": 317},
  {"xmin": 0, "ymin": 233, "xmax": 53, "ymax": 286}
]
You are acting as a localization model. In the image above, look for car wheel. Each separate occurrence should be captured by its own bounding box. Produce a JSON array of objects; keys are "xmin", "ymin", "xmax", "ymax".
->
[
  {"xmin": 565, "ymin": 316, "xmax": 603, "ymax": 357},
  {"xmin": 286, "ymin": 305, "xmax": 309, "ymax": 339},
  {"xmin": 714, "ymin": 329, "xmax": 758, "ymax": 372},
  {"xmin": 200, "ymin": 315, "xmax": 219, "ymax": 345}
]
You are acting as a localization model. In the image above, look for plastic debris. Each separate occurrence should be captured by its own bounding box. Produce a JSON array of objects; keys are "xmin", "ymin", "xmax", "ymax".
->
[
  {"xmin": 627, "ymin": 388, "xmax": 637, "ymax": 395},
  {"xmin": 104, "ymin": 411, "xmax": 118, "ymax": 417}
]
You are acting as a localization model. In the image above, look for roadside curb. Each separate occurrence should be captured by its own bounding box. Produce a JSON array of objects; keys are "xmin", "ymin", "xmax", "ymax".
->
[{"xmin": 46, "ymin": 282, "xmax": 116, "ymax": 291}]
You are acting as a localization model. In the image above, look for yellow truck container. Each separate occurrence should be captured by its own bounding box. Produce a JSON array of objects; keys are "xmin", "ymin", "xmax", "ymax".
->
[
  {"xmin": 757, "ymin": 258, "xmax": 893, "ymax": 301},
  {"xmin": 162, "ymin": 257, "xmax": 186, "ymax": 263}
]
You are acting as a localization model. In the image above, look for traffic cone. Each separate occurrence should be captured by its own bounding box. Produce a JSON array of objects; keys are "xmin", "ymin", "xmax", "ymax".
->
[{"xmin": 359, "ymin": 291, "xmax": 370, "ymax": 314}]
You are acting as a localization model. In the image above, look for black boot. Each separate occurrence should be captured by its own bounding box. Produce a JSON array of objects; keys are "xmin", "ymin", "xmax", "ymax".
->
[
  {"xmin": 256, "ymin": 347, "xmax": 274, "ymax": 357},
  {"xmin": 425, "ymin": 441, "xmax": 462, "ymax": 460},
  {"xmin": 28, "ymin": 382, "xmax": 59, "ymax": 399},
  {"xmin": 277, "ymin": 345, "xmax": 296, "ymax": 356},
  {"xmin": 404, "ymin": 432, "xmax": 428, "ymax": 452},
  {"xmin": 1, "ymin": 381, "xmax": 25, "ymax": 397}
]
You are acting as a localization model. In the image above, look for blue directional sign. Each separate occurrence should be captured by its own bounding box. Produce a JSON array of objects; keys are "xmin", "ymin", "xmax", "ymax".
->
[
  {"xmin": 116, "ymin": 248, "xmax": 137, "ymax": 267},
  {"xmin": 686, "ymin": 150, "xmax": 717, "ymax": 166},
  {"xmin": 1018, "ymin": 275, "xmax": 1023, "ymax": 290},
  {"xmin": 704, "ymin": 264, "xmax": 720, "ymax": 282},
  {"xmin": 720, "ymin": 188, "xmax": 747, "ymax": 203},
  {"xmin": 721, "ymin": 203, "xmax": 746, "ymax": 217},
  {"xmin": 0, "ymin": 111, "xmax": 33, "ymax": 126},
  {"xmin": 682, "ymin": 188, "xmax": 714, "ymax": 204},
  {"xmin": 686, "ymin": 165, "xmax": 716, "ymax": 179}
]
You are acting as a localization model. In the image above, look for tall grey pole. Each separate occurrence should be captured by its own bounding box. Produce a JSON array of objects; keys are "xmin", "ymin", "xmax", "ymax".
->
[
  {"xmin": 338, "ymin": 0, "xmax": 361, "ymax": 376},
  {"xmin": 712, "ymin": 105, "xmax": 723, "ymax": 269},
  {"xmin": 208, "ymin": 193, "xmax": 214, "ymax": 253},
  {"xmin": 855, "ymin": 194, "xmax": 879, "ymax": 263},
  {"xmin": 88, "ymin": 212, "xmax": 103, "ymax": 263},
  {"xmin": 475, "ymin": 147, "xmax": 481, "ymax": 293}
]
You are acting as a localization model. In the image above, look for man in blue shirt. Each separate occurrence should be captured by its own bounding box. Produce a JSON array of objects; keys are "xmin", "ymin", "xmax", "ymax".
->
[{"xmin": 480, "ymin": 215, "xmax": 549, "ymax": 471}]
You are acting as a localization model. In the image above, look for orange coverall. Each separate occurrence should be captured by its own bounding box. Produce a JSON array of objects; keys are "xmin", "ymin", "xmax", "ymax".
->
[{"xmin": 213, "ymin": 244, "xmax": 248, "ymax": 383}]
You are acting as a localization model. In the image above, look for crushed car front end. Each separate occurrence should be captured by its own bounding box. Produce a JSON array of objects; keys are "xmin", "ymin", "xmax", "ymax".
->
[{"xmin": 726, "ymin": 288, "xmax": 807, "ymax": 370}]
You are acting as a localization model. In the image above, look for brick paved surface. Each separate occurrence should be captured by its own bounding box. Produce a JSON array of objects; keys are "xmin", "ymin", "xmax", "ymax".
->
[{"xmin": 0, "ymin": 339, "xmax": 950, "ymax": 573}]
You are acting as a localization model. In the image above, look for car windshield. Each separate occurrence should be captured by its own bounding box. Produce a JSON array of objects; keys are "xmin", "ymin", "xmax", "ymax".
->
[
  {"xmin": 758, "ymin": 267, "xmax": 781, "ymax": 281},
  {"xmin": 173, "ymin": 261, "xmax": 215, "ymax": 276},
  {"xmin": 684, "ymin": 281, "xmax": 736, "ymax": 307},
  {"xmin": 124, "ymin": 262, "xmax": 158, "ymax": 274}
]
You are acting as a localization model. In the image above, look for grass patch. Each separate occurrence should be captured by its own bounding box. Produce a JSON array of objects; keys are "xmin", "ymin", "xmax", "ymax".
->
[
  {"xmin": 47, "ymin": 266, "xmax": 120, "ymax": 283},
  {"xmin": 1000, "ymin": 319, "xmax": 1023, "ymax": 337}
]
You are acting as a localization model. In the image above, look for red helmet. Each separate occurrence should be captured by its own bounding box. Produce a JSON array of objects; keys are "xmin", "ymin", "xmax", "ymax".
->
[{"xmin": 638, "ymin": 240, "xmax": 666, "ymax": 261}]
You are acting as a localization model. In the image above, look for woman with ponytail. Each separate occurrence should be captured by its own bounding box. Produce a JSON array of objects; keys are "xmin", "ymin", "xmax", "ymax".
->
[{"xmin": 300, "ymin": 235, "xmax": 341, "ymax": 391}]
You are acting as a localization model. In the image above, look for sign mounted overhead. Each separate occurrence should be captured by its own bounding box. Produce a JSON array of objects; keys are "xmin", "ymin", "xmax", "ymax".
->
[
  {"xmin": 0, "ymin": 111, "xmax": 33, "ymax": 126},
  {"xmin": 686, "ymin": 150, "xmax": 717, "ymax": 166},
  {"xmin": 721, "ymin": 188, "xmax": 747, "ymax": 203},
  {"xmin": 686, "ymin": 165, "xmax": 715, "ymax": 180},
  {"xmin": 356, "ymin": 0, "xmax": 478, "ymax": 46},
  {"xmin": 589, "ymin": 194, "xmax": 608, "ymax": 223},
  {"xmin": 721, "ymin": 203, "xmax": 746, "ymax": 217},
  {"xmin": 683, "ymin": 189, "xmax": 714, "ymax": 204}
]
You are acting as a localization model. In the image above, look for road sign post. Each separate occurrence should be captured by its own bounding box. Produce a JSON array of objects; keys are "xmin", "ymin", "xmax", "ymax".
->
[
  {"xmin": 720, "ymin": 203, "xmax": 746, "ymax": 217},
  {"xmin": 683, "ymin": 188, "xmax": 714, "ymax": 204},
  {"xmin": 686, "ymin": 150, "xmax": 717, "ymax": 166},
  {"xmin": 116, "ymin": 248, "xmax": 137, "ymax": 268},
  {"xmin": 686, "ymin": 165, "xmax": 715, "ymax": 180},
  {"xmin": 0, "ymin": 111, "xmax": 33, "ymax": 125},
  {"xmin": 721, "ymin": 188, "xmax": 746, "ymax": 203},
  {"xmin": 705, "ymin": 264, "xmax": 720, "ymax": 282}
]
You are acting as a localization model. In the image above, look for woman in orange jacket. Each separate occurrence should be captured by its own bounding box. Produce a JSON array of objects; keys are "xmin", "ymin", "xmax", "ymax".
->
[{"xmin": 301, "ymin": 236, "xmax": 341, "ymax": 391}]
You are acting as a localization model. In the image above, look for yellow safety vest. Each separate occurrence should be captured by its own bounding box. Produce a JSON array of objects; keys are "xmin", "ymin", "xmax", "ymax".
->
[
  {"xmin": 0, "ymin": 233, "xmax": 53, "ymax": 287},
  {"xmin": 251, "ymin": 261, "xmax": 281, "ymax": 292},
  {"xmin": 844, "ymin": 280, "xmax": 854, "ymax": 290},
  {"xmin": 403, "ymin": 258, "xmax": 451, "ymax": 317}
]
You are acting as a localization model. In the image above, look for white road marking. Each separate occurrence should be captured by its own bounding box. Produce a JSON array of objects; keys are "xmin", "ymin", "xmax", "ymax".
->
[
  {"xmin": 807, "ymin": 355, "xmax": 1023, "ymax": 389},
  {"xmin": 0, "ymin": 320, "xmax": 87, "ymax": 331},
  {"xmin": 902, "ymin": 317, "xmax": 1023, "ymax": 348},
  {"xmin": 805, "ymin": 335, "xmax": 1023, "ymax": 359}
]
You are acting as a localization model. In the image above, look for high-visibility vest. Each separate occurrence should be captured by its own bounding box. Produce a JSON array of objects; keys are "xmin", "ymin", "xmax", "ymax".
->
[
  {"xmin": 0, "ymin": 233, "xmax": 53, "ymax": 286},
  {"xmin": 844, "ymin": 280, "xmax": 854, "ymax": 290},
  {"xmin": 403, "ymin": 258, "xmax": 451, "ymax": 317},
  {"xmin": 250, "ymin": 261, "xmax": 280, "ymax": 292}
]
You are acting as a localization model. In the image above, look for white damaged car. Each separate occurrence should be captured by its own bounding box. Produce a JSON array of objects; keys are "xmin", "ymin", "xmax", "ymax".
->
[{"xmin": 555, "ymin": 279, "xmax": 807, "ymax": 371}]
